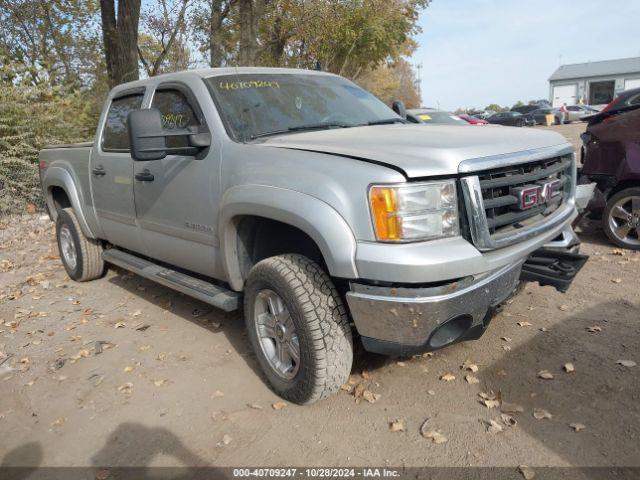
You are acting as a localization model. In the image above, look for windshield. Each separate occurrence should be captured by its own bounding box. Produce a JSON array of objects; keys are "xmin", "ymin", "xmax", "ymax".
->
[{"xmin": 206, "ymin": 73, "xmax": 400, "ymax": 141}]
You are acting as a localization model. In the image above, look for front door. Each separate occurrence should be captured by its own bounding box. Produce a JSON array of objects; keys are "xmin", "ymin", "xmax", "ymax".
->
[
  {"xmin": 92, "ymin": 90, "xmax": 146, "ymax": 254},
  {"xmin": 133, "ymin": 83, "xmax": 221, "ymax": 277}
]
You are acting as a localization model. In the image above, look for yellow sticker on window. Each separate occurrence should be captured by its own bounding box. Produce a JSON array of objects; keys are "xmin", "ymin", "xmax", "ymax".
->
[
  {"xmin": 418, "ymin": 114, "xmax": 432, "ymax": 121},
  {"xmin": 218, "ymin": 80, "xmax": 280, "ymax": 91}
]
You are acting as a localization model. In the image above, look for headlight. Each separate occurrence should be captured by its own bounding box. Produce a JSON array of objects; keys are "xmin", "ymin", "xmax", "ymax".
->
[{"xmin": 369, "ymin": 181, "xmax": 459, "ymax": 242}]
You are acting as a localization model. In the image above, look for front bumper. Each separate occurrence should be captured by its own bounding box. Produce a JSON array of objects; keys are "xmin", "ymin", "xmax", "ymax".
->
[
  {"xmin": 347, "ymin": 225, "xmax": 585, "ymax": 356},
  {"xmin": 346, "ymin": 261, "xmax": 524, "ymax": 356}
]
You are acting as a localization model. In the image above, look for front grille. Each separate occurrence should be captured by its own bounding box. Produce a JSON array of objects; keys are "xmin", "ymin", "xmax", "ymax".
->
[{"xmin": 477, "ymin": 156, "xmax": 571, "ymax": 236}]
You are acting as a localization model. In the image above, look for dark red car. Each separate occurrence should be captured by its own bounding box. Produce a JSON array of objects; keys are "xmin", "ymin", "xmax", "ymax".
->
[
  {"xmin": 459, "ymin": 114, "xmax": 488, "ymax": 125},
  {"xmin": 580, "ymin": 90, "xmax": 640, "ymax": 249}
]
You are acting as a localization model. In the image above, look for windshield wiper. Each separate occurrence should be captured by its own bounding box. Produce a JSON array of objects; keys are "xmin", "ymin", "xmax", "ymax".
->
[
  {"xmin": 250, "ymin": 122, "xmax": 352, "ymax": 140},
  {"xmin": 367, "ymin": 118, "xmax": 408, "ymax": 126}
]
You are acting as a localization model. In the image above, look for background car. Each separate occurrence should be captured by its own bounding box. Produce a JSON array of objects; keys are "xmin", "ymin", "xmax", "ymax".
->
[
  {"xmin": 522, "ymin": 107, "xmax": 563, "ymax": 125},
  {"xmin": 579, "ymin": 100, "xmax": 640, "ymax": 250},
  {"xmin": 406, "ymin": 109, "xmax": 469, "ymax": 125},
  {"xmin": 486, "ymin": 111, "xmax": 533, "ymax": 127},
  {"xmin": 566, "ymin": 104, "xmax": 599, "ymax": 122},
  {"xmin": 459, "ymin": 113, "xmax": 488, "ymax": 125}
]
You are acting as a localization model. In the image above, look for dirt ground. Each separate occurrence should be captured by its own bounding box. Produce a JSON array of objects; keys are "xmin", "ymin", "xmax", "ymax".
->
[{"xmin": 0, "ymin": 123, "xmax": 638, "ymax": 470}]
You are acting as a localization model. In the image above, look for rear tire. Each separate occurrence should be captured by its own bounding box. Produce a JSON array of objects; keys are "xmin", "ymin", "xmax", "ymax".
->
[
  {"xmin": 244, "ymin": 254, "xmax": 353, "ymax": 404},
  {"xmin": 602, "ymin": 188, "xmax": 640, "ymax": 250},
  {"xmin": 56, "ymin": 208, "xmax": 105, "ymax": 281}
]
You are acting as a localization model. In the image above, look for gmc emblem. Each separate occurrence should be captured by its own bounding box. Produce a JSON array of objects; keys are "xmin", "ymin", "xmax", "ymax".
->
[{"xmin": 510, "ymin": 179, "xmax": 562, "ymax": 211}]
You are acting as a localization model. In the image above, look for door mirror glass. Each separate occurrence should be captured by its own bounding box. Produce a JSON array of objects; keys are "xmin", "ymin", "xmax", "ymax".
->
[{"xmin": 128, "ymin": 108, "xmax": 167, "ymax": 161}]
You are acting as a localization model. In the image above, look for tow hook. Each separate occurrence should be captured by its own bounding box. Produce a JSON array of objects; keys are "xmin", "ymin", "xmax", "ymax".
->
[{"xmin": 520, "ymin": 248, "xmax": 588, "ymax": 293}]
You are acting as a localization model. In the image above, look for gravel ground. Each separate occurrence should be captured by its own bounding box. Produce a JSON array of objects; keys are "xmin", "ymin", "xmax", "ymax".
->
[{"xmin": 1, "ymin": 123, "xmax": 638, "ymax": 470}]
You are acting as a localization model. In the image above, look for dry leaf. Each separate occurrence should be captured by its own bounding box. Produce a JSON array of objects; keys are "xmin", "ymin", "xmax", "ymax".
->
[
  {"xmin": 465, "ymin": 375, "xmax": 479, "ymax": 384},
  {"xmin": 501, "ymin": 413, "xmax": 517, "ymax": 426},
  {"xmin": 361, "ymin": 370, "xmax": 371, "ymax": 380},
  {"xmin": 559, "ymin": 304, "xmax": 570, "ymax": 312},
  {"xmin": 517, "ymin": 321, "xmax": 532, "ymax": 327},
  {"xmin": 587, "ymin": 326, "xmax": 602, "ymax": 333},
  {"xmin": 153, "ymin": 379, "xmax": 167, "ymax": 387},
  {"xmin": 212, "ymin": 390, "xmax": 225, "ymax": 398},
  {"xmin": 518, "ymin": 465, "xmax": 535, "ymax": 480},
  {"xmin": 533, "ymin": 408, "xmax": 552, "ymax": 420},
  {"xmin": 486, "ymin": 419, "xmax": 503, "ymax": 434},
  {"xmin": 362, "ymin": 390, "xmax": 381, "ymax": 404},
  {"xmin": 221, "ymin": 434, "xmax": 232, "ymax": 445},
  {"xmin": 617, "ymin": 360, "xmax": 636, "ymax": 368},
  {"xmin": 272, "ymin": 401, "xmax": 287, "ymax": 410},
  {"xmin": 396, "ymin": 361, "xmax": 406, "ymax": 367},
  {"xmin": 537, "ymin": 370, "xmax": 554, "ymax": 380},
  {"xmin": 422, "ymin": 429, "xmax": 447, "ymax": 444},
  {"xmin": 114, "ymin": 322, "xmax": 126, "ymax": 329},
  {"xmin": 440, "ymin": 373, "xmax": 456, "ymax": 382},
  {"xmin": 131, "ymin": 310, "xmax": 142, "ymax": 317},
  {"xmin": 563, "ymin": 363, "xmax": 575, "ymax": 373},
  {"xmin": 569, "ymin": 422, "xmax": 586, "ymax": 432},
  {"xmin": 389, "ymin": 418, "xmax": 406, "ymax": 432},
  {"xmin": 501, "ymin": 337, "xmax": 512, "ymax": 342},
  {"xmin": 427, "ymin": 390, "xmax": 435, "ymax": 396},
  {"xmin": 50, "ymin": 417, "xmax": 65, "ymax": 427},
  {"xmin": 247, "ymin": 404, "xmax": 263, "ymax": 410},
  {"xmin": 461, "ymin": 359, "xmax": 479, "ymax": 372},
  {"xmin": 611, "ymin": 278, "xmax": 622, "ymax": 284},
  {"xmin": 118, "ymin": 382, "xmax": 133, "ymax": 394},
  {"xmin": 123, "ymin": 366, "xmax": 134, "ymax": 373}
]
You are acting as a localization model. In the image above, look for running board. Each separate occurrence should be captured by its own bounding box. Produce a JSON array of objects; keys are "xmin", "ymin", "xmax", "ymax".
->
[{"xmin": 102, "ymin": 249, "xmax": 239, "ymax": 312}]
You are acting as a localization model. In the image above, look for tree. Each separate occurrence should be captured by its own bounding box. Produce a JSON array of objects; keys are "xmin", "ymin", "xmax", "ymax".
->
[
  {"xmin": 485, "ymin": 103, "xmax": 507, "ymax": 113},
  {"xmin": 100, "ymin": 0, "xmax": 142, "ymax": 87},
  {"xmin": 138, "ymin": 0, "xmax": 191, "ymax": 76},
  {"xmin": 357, "ymin": 58, "xmax": 420, "ymax": 108},
  {"xmin": 0, "ymin": 0, "xmax": 101, "ymax": 89}
]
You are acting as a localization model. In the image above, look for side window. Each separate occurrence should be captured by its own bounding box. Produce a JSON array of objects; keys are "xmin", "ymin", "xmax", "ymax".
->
[
  {"xmin": 151, "ymin": 88, "xmax": 202, "ymax": 150},
  {"xmin": 627, "ymin": 93, "xmax": 640, "ymax": 106},
  {"xmin": 102, "ymin": 94, "xmax": 144, "ymax": 151}
]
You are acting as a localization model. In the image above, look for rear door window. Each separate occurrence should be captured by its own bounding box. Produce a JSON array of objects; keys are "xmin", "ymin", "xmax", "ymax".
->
[{"xmin": 102, "ymin": 93, "xmax": 144, "ymax": 151}]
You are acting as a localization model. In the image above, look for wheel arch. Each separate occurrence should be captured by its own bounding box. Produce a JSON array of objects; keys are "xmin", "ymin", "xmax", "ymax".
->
[
  {"xmin": 43, "ymin": 166, "xmax": 95, "ymax": 238},
  {"xmin": 219, "ymin": 185, "xmax": 358, "ymax": 291}
]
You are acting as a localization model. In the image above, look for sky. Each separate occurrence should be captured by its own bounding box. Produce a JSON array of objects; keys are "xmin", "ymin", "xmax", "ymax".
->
[{"xmin": 410, "ymin": 0, "xmax": 640, "ymax": 111}]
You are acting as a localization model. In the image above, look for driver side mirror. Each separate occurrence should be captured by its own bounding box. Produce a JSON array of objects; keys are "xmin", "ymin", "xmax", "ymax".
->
[
  {"xmin": 128, "ymin": 108, "xmax": 212, "ymax": 161},
  {"xmin": 391, "ymin": 100, "xmax": 407, "ymax": 119},
  {"xmin": 128, "ymin": 108, "xmax": 167, "ymax": 161}
]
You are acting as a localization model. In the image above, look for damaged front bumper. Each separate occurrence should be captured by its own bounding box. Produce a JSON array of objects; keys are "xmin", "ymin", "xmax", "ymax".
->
[{"xmin": 347, "ymin": 233, "xmax": 587, "ymax": 356}]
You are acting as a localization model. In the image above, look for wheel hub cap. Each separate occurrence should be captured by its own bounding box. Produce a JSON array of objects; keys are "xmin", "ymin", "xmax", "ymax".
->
[
  {"xmin": 609, "ymin": 195, "xmax": 640, "ymax": 247},
  {"xmin": 254, "ymin": 289, "xmax": 300, "ymax": 380},
  {"xmin": 59, "ymin": 225, "xmax": 77, "ymax": 270}
]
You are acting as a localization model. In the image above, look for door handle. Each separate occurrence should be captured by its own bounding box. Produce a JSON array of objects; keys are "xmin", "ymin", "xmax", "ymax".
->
[
  {"xmin": 135, "ymin": 169, "xmax": 155, "ymax": 182},
  {"xmin": 92, "ymin": 165, "xmax": 106, "ymax": 176}
]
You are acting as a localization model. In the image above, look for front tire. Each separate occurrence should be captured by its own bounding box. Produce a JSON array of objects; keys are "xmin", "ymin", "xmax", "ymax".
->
[
  {"xmin": 56, "ymin": 208, "xmax": 105, "ymax": 281},
  {"xmin": 244, "ymin": 254, "xmax": 353, "ymax": 404},
  {"xmin": 602, "ymin": 188, "xmax": 640, "ymax": 250}
]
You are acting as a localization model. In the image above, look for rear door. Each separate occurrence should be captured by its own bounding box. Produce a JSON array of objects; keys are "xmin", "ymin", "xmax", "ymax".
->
[
  {"xmin": 92, "ymin": 89, "xmax": 147, "ymax": 253},
  {"xmin": 133, "ymin": 82, "xmax": 222, "ymax": 277}
]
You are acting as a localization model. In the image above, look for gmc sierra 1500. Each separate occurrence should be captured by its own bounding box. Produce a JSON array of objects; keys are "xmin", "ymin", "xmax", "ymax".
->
[{"xmin": 39, "ymin": 67, "xmax": 587, "ymax": 404}]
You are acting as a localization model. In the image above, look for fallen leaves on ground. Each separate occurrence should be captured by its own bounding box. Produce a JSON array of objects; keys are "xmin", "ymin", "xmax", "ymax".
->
[
  {"xmin": 465, "ymin": 375, "xmax": 479, "ymax": 384},
  {"xmin": 362, "ymin": 390, "xmax": 381, "ymax": 404},
  {"xmin": 500, "ymin": 413, "xmax": 517, "ymax": 426},
  {"xmin": 559, "ymin": 305, "xmax": 571, "ymax": 312},
  {"xmin": 440, "ymin": 373, "xmax": 456, "ymax": 382},
  {"xmin": 569, "ymin": 422, "xmax": 586, "ymax": 432},
  {"xmin": 389, "ymin": 418, "xmax": 406, "ymax": 432},
  {"xmin": 247, "ymin": 404, "xmax": 263, "ymax": 410},
  {"xmin": 617, "ymin": 360, "xmax": 636, "ymax": 368},
  {"xmin": 50, "ymin": 417, "xmax": 65, "ymax": 427},
  {"xmin": 421, "ymin": 429, "xmax": 447, "ymax": 444},
  {"xmin": 220, "ymin": 434, "xmax": 232, "ymax": 445},
  {"xmin": 563, "ymin": 363, "xmax": 575, "ymax": 373},
  {"xmin": 518, "ymin": 465, "xmax": 535, "ymax": 479},
  {"xmin": 211, "ymin": 390, "xmax": 225, "ymax": 398},
  {"xmin": 272, "ymin": 401, "xmax": 287, "ymax": 410},
  {"xmin": 461, "ymin": 359, "xmax": 479, "ymax": 372},
  {"xmin": 117, "ymin": 382, "xmax": 133, "ymax": 394},
  {"xmin": 485, "ymin": 419, "xmax": 503, "ymax": 434},
  {"xmin": 153, "ymin": 379, "xmax": 167, "ymax": 387},
  {"xmin": 537, "ymin": 370, "xmax": 554, "ymax": 380},
  {"xmin": 478, "ymin": 391, "xmax": 501, "ymax": 409},
  {"xmin": 517, "ymin": 321, "xmax": 532, "ymax": 327},
  {"xmin": 533, "ymin": 408, "xmax": 552, "ymax": 420},
  {"xmin": 587, "ymin": 326, "xmax": 602, "ymax": 333}
]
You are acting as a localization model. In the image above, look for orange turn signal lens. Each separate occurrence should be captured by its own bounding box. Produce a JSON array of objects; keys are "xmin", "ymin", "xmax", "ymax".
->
[{"xmin": 369, "ymin": 186, "xmax": 401, "ymax": 241}]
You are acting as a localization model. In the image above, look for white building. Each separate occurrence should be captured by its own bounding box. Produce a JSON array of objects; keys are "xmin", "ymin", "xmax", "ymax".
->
[{"xmin": 548, "ymin": 57, "xmax": 640, "ymax": 107}]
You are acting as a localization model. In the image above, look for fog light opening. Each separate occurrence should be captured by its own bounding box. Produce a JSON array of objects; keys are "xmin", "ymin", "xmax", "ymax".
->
[{"xmin": 428, "ymin": 314, "xmax": 474, "ymax": 349}]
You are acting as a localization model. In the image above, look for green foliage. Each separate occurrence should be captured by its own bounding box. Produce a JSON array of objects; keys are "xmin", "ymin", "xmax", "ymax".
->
[
  {"xmin": 0, "ymin": 84, "xmax": 96, "ymax": 215},
  {"xmin": 484, "ymin": 103, "xmax": 508, "ymax": 113}
]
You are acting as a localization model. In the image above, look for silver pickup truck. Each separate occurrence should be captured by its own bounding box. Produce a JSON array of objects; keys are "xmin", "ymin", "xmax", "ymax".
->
[{"xmin": 39, "ymin": 67, "xmax": 587, "ymax": 404}]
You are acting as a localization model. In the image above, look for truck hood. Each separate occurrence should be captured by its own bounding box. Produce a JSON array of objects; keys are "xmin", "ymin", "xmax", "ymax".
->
[{"xmin": 261, "ymin": 124, "xmax": 570, "ymax": 178}]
